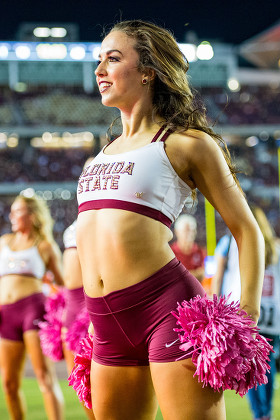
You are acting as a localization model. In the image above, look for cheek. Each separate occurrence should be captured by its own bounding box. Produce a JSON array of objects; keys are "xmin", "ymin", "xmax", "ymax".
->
[{"xmin": 114, "ymin": 68, "xmax": 141, "ymax": 86}]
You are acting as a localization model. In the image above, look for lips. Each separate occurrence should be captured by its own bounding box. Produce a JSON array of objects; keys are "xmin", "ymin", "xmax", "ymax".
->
[{"xmin": 99, "ymin": 81, "xmax": 112, "ymax": 93}]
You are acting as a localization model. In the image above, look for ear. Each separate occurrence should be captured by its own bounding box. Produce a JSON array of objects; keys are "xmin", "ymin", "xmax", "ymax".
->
[{"xmin": 142, "ymin": 68, "xmax": 156, "ymax": 82}]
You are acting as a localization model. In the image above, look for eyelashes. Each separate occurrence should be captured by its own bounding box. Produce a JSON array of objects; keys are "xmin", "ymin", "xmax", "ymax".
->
[{"xmin": 96, "ymin": 56, "xmax": 120, "ymax": 66}]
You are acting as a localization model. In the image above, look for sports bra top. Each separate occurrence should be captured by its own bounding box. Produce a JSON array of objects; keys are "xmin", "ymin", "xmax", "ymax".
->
[
  {"xmin": 77, "ymin": 127, "xmax": 192, "ymax": 227},
  {"xmin": 0, "ymin": 244, "xmax": 46, "ymax": 279},
  {"xmin": 63, "ymin": 220, "xmax": 77, "ymax": 249}
]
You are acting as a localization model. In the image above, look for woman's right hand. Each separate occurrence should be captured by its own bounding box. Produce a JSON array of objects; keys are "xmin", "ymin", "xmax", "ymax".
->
[{"xmin": 88, "ymin": 321, "xmax": 94, "ymax": 335}]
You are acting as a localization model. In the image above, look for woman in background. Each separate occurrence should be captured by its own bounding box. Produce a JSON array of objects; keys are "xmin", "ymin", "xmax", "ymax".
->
[
  {"xmin": 62, "ymin": 219, "xmax": 95, "ymax": 419},
  {"xmin": 171, "ymin": 214, "xmax": 205, "ymax": 282},
  {"xmin": 0, "ymin": 193, "xmax": 64, "ymax": 420}
]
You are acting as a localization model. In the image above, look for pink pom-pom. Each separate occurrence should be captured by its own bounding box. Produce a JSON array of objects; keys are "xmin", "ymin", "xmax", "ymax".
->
[
  {"xmin": 68, "ymin": 334, "xmax": 93, "ymax": 409},
  {"xmin": 172, "ymin": 294, "xmax": 273, "ymax": 397},
  {"xmin": 65, "ymin": 308, "xmax": 90, "ymax": 353},
  {"xmin": 38, "ymin": 289, "xmax": 66, "ymax": 361}
]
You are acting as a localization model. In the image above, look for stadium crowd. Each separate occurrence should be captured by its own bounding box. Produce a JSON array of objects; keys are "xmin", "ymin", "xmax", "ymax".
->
[
  {"xmin": 1, "ymin": 85, "xmax": 280, "ymax": 127},
  {"xmin": 0, "ymin": 83, "xmax": 280, "ymax": 250}
]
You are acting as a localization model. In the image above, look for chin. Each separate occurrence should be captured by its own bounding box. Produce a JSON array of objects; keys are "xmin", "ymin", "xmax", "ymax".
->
[{"xmin": 101, "ymin": 97, "xmax": 116, "ymax": 108}]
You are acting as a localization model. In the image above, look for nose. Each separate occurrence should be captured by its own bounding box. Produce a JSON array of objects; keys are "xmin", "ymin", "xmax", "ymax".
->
[{"xmin": 95, "ymin": 60, "xmax": 107, "ymax": 77}]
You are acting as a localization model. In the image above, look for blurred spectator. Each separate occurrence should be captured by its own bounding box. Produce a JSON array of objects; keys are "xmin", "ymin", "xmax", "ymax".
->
[{"xmin": 171, "ymin": 214, "xmax": 206, "ymax": 282}]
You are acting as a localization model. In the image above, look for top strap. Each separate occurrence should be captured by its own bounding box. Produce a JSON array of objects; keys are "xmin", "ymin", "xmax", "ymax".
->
[
  {"xmin": 151, "ymin": 126, "xmax": 165, "ymax": 142},
  {"xmin": 151, "ymin": 126, "xmax": 172, "ymax": 143},
  {"xmin": 160, "ymin": 129, "xmax": 172, "ymax": 142}
]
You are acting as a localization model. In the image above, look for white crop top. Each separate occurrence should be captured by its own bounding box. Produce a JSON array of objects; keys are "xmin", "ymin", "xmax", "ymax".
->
[
  {"xmin": 63, "ymin": 220, "xmax": 77, "ymax": 249},
  {"xmin": 77, "ymin": 128, "xmax": 192, "ymax": 227},
  {"xmin": 0, "ymin": 244, "xmax": 46, "ymax": 279}
]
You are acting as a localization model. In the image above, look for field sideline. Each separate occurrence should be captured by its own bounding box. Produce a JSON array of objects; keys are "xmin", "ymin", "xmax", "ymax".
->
[{"xmin": 0, "ymin": 372, "xmax": 279, "ymax": 419}]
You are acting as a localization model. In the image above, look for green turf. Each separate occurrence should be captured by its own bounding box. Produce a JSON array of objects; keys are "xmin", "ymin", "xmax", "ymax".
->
[{"xmin": 0, "ymin": 374, "xmax": 279, "ymax": 419}]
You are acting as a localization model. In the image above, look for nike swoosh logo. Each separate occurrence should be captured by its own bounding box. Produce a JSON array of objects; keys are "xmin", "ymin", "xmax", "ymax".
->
[{"xmin": 165, "ymin": 339, "xmax": 179, "ymax": 348}]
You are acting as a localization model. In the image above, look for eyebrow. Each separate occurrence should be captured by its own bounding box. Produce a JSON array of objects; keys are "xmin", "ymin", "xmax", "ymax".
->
[{"xmin": 98, "ymin": 49, "xmax": 123, "ymax": 58}]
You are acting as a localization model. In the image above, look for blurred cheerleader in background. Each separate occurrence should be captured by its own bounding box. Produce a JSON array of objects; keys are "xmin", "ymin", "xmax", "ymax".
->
[{"xmin": 0, "ymin": 193, "xmax": 64, "ymax": 420}]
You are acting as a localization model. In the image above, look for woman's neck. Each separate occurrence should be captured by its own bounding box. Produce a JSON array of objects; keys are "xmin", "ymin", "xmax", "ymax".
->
[{"xmin": 12, "ymin": 231, "xmax": 36, "ymax": 247}]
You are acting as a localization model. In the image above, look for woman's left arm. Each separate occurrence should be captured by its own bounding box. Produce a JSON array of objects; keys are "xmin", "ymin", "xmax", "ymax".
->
[{"xmin": 177, "ymin": 132, "xmax": 265, "ymax": 322}]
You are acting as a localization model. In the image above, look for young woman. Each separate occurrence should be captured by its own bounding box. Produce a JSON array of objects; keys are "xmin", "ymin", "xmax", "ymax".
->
[
  {"xmin": 76, "ymin": 20, "xmax": 265, "ymax": 419},
  {"xmin": 0, "ymin": 194, "xmax": 64, "ymax": 420}
]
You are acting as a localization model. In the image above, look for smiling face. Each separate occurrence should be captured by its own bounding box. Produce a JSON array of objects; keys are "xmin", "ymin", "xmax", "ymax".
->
[
  {"xmin": 9, "ymin": 199, "xmax": 33, "ymax": 233},
  {"xmin": 95, "ymin": 31, "xmax": 148, "ymax": 110}
]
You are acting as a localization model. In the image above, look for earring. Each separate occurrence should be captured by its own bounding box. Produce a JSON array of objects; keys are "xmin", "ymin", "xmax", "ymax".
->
[{"xmin": 142, "ymin": 78, "xmax": 148, "ymax": 85}]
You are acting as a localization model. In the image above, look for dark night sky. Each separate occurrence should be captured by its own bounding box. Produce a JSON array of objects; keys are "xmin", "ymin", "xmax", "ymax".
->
[{"xmin": 1, "ymin": 0, "xmax": 280, "ymax": 45}]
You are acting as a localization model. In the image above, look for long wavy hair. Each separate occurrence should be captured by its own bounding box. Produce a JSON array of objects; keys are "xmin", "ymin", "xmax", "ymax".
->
[
  {"xmin": 106, "ymin": 19, "xmax": 239, "ymax": 185},
  {"xmin": 14, "ymin": 194, "xmax": 55, "ymax": 243}
]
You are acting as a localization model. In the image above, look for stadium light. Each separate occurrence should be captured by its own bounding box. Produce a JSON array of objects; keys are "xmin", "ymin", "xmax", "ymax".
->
[
  {"xmin": 92, "ymin": 46, "xmax": 101, "ymax": 61},
  {"xmin": 70, "ymin": 45, "xmax": 86, "ymax": 60},
  {"xmin": 196, "ymin": 41, "xmax": 214, "ymax": 60},
  {"xmin": 0, "ymin": 133, "xmax": 7, "ymax": 144},
  {"xmin": 33, "ymin": 27, "xmax": 67, "ymax": 38},
  {"xmin": 20, "ymin": 188, "xmax": 36, "ymax": 198},
  {"xmin": 0, "ymin": 44, "xmax": 9, "ymax": 59},
  {"xmin": 33, "ymin": 27, "xmax": 51, "ymax": 38},
  {"xmin": 227, "ymin": 78, "xmax": 240, "ymax": 91},
  {"xmin": 259, "ymin": 131, "xmax": 269, "ymax": 141},
  {"xmin": 36, "ymin": 43, "xmax": 67, "ymax": 59},
  {"xmin": 15, "ymin": 44, "xmax": 31, "ymax": 59},
  {"xmin": 50, "ymin": 27, "xmax": 67, "ymax": 38},
  {"xmin": 61, "ymin": 190, "xmax": 72, "ymax": 200},
  {"xmin": 178, "ymin": 43, "xmax": 197, "ymax": 62},
  {"xmin": 14, "ymin": 82, "xmax": 27, "ymax": 92},
  {"xmin": 7, "ymin": 136, "xmax": 18, "ymax": 148},
  {"xmin": 42, "ymin": 132, "xmax": 53, "ymax": 143},
  {"xmin": 245, "ymin": 136, "xmax": 259, "ymax": 147}
]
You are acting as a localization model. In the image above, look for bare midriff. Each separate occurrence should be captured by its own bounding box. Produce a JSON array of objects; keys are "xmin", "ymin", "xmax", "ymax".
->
[
  {"xmin": 76, "ymin": 209, "xmax": 175, "ymax": 297},
  {"xmin": 0, "ymin": 275, "xmax": 43, "ymax": 304}
]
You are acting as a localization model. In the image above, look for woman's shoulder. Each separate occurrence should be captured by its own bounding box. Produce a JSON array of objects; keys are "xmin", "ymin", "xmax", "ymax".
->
[
  {"xmin": 167, "ymin": 128, "xmax": 223, "ymax": 169},
  {"xmin": 38, "ymin": 239, "xmax": 62, "ymax": 257},
  {"xmin": 169, "ymin": 129, "xmax": 220, "ymax": 155},
  {"xmin": 37, "ymin": 238, "xmax": 54, "ymax": 256},
  {"xmin": 0, "ymin": 233, "xmax": 13, "ymax": 248}
]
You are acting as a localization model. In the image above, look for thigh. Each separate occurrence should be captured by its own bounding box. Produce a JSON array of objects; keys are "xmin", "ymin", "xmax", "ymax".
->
[
  {"xmin": 23, "ymin": 330, "xmax": 56, "ymax": 380},
  {"xmin": 91, "ymin": 361, "xmax": 158, "ymax": 420},
  {"xmin": 150, "ymin": 359, "xmax": 226, "ymax": 420},
  {"xmin": 62, "ymin": 339, "xmax": 75, "ymax": 376},
  {"xmin": 0, "ymin": 338, "xmax": 26, "ymax": 384}
]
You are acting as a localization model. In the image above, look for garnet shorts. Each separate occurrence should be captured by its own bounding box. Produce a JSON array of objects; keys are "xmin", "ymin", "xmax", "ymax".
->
[
  {"xmin": 85, "ymin": 258, "xmax": 205, "ymax": 366},
  {"xmin": 0, "ymin": 293, "xmax": 46, "ymax": 341}
]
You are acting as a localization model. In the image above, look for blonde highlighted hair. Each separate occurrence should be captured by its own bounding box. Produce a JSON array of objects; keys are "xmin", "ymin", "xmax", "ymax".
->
[{"xmin": 14, "ymin": 194, "xmax": 55, "ymax": 243}]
